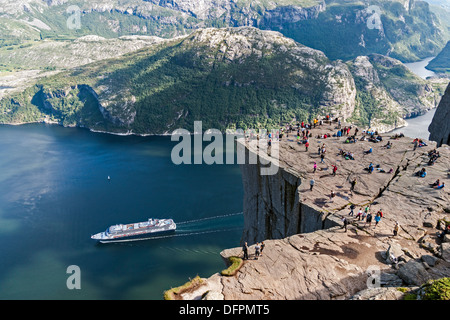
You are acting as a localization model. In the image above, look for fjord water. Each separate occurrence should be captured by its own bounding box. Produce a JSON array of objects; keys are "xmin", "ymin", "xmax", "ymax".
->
[
  {"xmin": 388, "ymin": 57, "xmax": 438, "ymax": 140},
  {"xmin": 0, "ymin": 124, "xmax": 243, "ymax": 299}
]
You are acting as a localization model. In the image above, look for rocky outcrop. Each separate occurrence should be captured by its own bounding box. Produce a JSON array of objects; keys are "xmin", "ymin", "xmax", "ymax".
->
[
  {"xmin": 429, "ymin": 83, "xmax": 450, "ymax": 147},
  {"xmin": 178, "ymin": 120, "xmax": 450, "ymax": 300},
  {"xmin": 348, "ymin": 54, "xmax": 442, "ymax": 132}
]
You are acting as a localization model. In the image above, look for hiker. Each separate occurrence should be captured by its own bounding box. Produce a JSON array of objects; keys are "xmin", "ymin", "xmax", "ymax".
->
[
  {"xmin": 242, "ymin": 242, "xmax": 249, "ymax": 260},
  {"xmin": 365, "ymin": 212, "xmax": 373, "ymax": 228},
  {"xmin": 350, "ymin": 178, "xmax": 357, "ymax": 192},
  {"xmin": 313, "ymin": 162, "xmax": 317, "ymax": 173},
  {"xmin": 330, "ymin": 190, "xmax": 336, "ymax": 202},
  {"xmin": 393, "ymin": 222, "xmax": 400, "ymax": 236},
  {"xmin": 374, "ymin": 212, "xmax": 382, "ymax": 228},
  {"xmin": 377, "ymin": 209, "xmax": 383, "ymax": 218},
  {"xmin": 305, "ymin": 140, "xmax": 310, "ymax": 151},
  {"xmin": 332, "ymin": 164, "xmax": 337, "ymax": 176},
  {"xmin": 356, "ymin": 208, "xmax": 363, "ymax": 220},
  {"xmin": 341, "ymin": 216, "xmax": 349, "ymax": 232},
  {"xmin": 349, "ymin": 203, "xmax": 355, "ymax": 216},
  {"xmin": 255, "ymin": 242, "xmax": 261, "ymax": 260},
  {"xmin": 310, "ymin": 178, "xmax": 315, "ymax": 191},
  {"xmin": 320, "ymin": 153, "xmax": 325, "ymax": 164},
  {"xmin": 260, "ymin": 241, "xmax": 265, "ymax": 256}
]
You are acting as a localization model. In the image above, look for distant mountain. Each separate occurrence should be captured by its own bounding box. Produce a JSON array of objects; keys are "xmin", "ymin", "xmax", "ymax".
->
[
  {"xmin": 422, "ymin": 0, "xmax": 450, "ymax": 10},
  {"xmin": 426, "ymin": 41, "xmax": 450, "ymax": 74},
  {"xmin": 0, "ymin": 27, "xmax": 442, "ymax": 134},
  {"xmin": 428, "ymin": 82, "xmax": 450, "ymax": 147},
  {"xmin": 0, "ymin": 0, "xmax": 448, "ymax": 63}
]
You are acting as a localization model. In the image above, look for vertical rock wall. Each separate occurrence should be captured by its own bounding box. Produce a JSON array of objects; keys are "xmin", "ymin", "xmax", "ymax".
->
[
  {"xmin": 429, "ymin": 83, "xmax": 450, "ymax": 147},
  {"xmin": 239, "ymin": 144, "xmax": 340, "ymax": 244}
]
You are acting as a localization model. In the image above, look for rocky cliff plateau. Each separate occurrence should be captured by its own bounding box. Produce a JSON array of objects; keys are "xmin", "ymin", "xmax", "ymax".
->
[{"xmin": 176, "ymin": 119, "xmax": 450, "ymax": 300}]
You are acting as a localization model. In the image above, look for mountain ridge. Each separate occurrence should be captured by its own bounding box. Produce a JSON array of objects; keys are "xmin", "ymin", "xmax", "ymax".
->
[{"xmin": 0, "ymin": 26, "xmax": 445, "ymax": 134}]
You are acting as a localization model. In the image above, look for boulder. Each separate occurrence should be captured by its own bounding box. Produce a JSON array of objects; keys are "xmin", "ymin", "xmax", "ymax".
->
[
  {"xmin": 350, "ymin": 287, "xmax": 404, "ymax": 300},
  {"xmin": 421, "ymin": 255, "xmax": 438, "ymax": 267},
  {"xmin": 384, "ymin": 243, "xmax": 403, "ymax": 264},
  {"xmin": 423, "ymin": 219, "xmax": 435, "ymax": 228},
  {"xmin": 444, "ymin": 234, "xmax": 450, "ymax": 243},
  {"xmin": 441, "ymin": 243, "xmax": 450, "ymax": 262},
  {"xmin": 397, "ymin": 260, "xmax": 431, "ymax": 286},
  {"xmin": 380, "ymin": 272, "xmax": 403, "ymax": 287}
]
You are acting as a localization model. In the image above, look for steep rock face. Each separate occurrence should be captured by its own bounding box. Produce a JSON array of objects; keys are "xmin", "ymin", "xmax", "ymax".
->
[
  {"xmin": 426, "ymin": 41, "xmax": 450, "ymax": 74},
  {"xmin": 429, "ymin": 83, "xmax": 450, "ymax": 147}
]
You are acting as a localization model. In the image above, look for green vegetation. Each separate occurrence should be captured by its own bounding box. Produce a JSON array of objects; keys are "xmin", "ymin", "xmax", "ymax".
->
[
  {"xmin": 271, "ymin": 0, "xmax": 448, "ymax": 62},
  {"xmin": 1, "ymin": 0, "xmax": 447, "ymax": 64},
  {"xmin": 0, "ymin": 29, "xmax": 330, "ymax": 133},
  {"xmin": 163, "ymin": 275, "xmax": 204, "ymax": 300},
  {"xmin": 221, "ymin": 256, "xmax": 244, "ymax": 276},
  {"xmin": 421, "ymin": 277, "xmax": 450, "ymax": 300},
  {"xmin": 1, "ymin": 26, "xmax": 442, "ymax": 134},
  {"xmin": 402, "ymin": 277, "xmax": 450, "ymax": 300},
  {"xmin": 426, "ymin": 41, "xmax": 450, "ymax": 74}
]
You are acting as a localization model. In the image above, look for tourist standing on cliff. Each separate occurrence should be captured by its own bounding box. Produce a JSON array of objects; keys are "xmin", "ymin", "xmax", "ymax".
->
[
  {"xmin": 356, "ymin": 208, "xmax": 363, "ymax": 220},
  {"xmin": 332, "ymin": 164, "xmax": 337, "ymax": 176},
  {"xmin": 364, "ymin": 212, "xmax": 373, "ymax": 228},
  {"xmin": 310, "ymin": 178, "xmax": 315, "ymax": 191},
  {"xmin": 349, "ymin": 204, "xmax": 355, "ymax": 216},
  {"xmin": 260, "ymin": 241, "xmax": 265, "ymax": 256},
  {"xmin": 393, "ymin": 222, "xmax": 400, "ymax": 236},
  {"xmin": 350, "ymin": 178, "xmax": 357, "ymax": 192},
  {"xmin": 242, "ymin": 242, "xmax": 249, "ymax": 260},
  {"xmin": 374, "ymin": 212, "xmax": 382, "ymax": 228},
  {"xmin": 341, "ymin": 216, "xmax": 349, "ymax": 232},
  {"xmin": 329, "ymin": 190, "xmax": 336, "ymax": 202},
  {"xmin": 313, "ymin": 162, "xmax": 317, "ymax": 173},
  {"xmin": 255, "ymin": 243, "xmax": 261, "ymax": 260}
]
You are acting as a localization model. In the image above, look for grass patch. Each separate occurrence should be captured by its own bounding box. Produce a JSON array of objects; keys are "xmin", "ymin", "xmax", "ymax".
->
[
  {"xmin": 163, "ymin": 275, "xmax": 204, "ymax": 300},
  {"xmin": 421, "ymin": 277, "xmax": 450, "ymax": 300},
  {"xmin": 221, "ymin": 256, "xmax": 244, "ymax": 277}
]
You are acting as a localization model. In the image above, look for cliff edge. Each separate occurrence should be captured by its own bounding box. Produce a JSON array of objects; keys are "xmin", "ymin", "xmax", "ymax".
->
[{"xmin": 429, "ymin": 83, "xmax": 450, "ymax": 147}]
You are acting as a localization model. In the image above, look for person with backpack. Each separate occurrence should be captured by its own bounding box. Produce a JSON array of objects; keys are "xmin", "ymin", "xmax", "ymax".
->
[
  {"xmin": 374, "ymin": 212, "xmax": 382, "ymax": 228},
  {"xmin": 393, "ymin": 222, "xmax": 400, "ymax": 236},
  {"xmin": 349, "ymin": 203, "xmax": 355, "ymax": 216},
  {"xmin": 365, "ymin": 212, "xmax": 373, "ymax": 228}
]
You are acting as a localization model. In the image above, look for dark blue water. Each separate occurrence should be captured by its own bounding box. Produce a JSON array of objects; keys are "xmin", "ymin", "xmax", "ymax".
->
[{"xmin": 0, "ymin": 124, "xmax": 243, "ymax": 299}]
